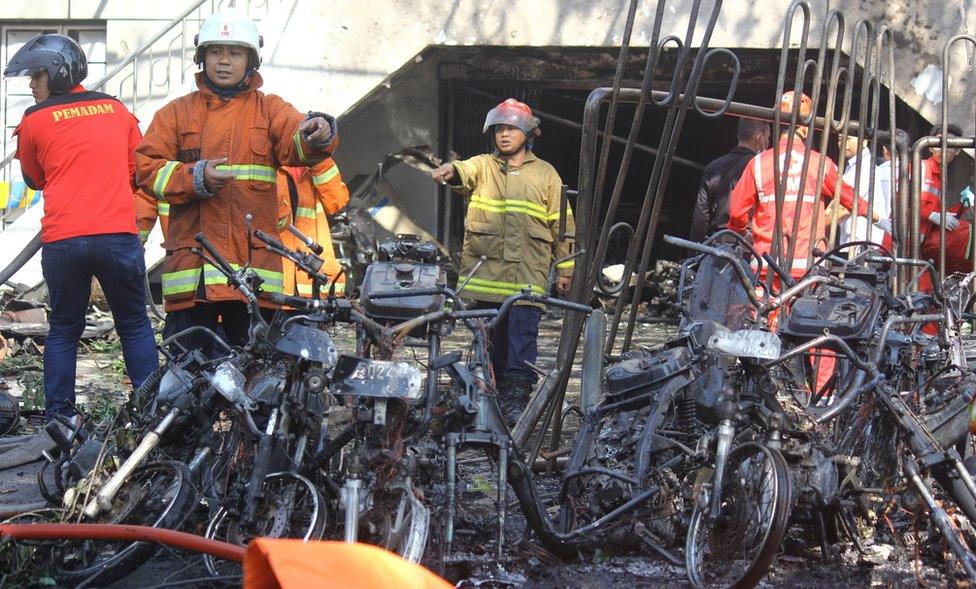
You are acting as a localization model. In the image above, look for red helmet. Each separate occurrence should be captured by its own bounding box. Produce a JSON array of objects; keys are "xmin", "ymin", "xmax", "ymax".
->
[
  {"xmin": 778, "ymin": 90, "xmax": 813, "ymax": 120},
  {"xmin": 483, "ymin": 98, "xmax": 541, "ymax": 137}
]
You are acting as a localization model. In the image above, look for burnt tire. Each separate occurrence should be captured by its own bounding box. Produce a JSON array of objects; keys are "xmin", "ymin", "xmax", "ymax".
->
[
  {"xmin": 0, "ymin": 390, "xmax": 20, "ymax": 437},
  {"xmin": 54, "ymin": 460, "xmax": 195, "ymax": 587},
  {"xmin": 685, "ymin": 443, "xmax": 792, "ymax": 589}
]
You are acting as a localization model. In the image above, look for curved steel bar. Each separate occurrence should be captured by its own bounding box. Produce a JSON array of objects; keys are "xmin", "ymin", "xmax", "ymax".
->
[
  {"xmin": 769, "ymin": 0, "xmax": 813, "ymax": 273},
  {"xmin": 805, "ymin": 10, "xmax": 850, "ymax": 267},
  {"xmin": 792, "ymin": 16, "xmax": 863, "ymax": 268},
  {"xmin": 940, "ymin": 34, "xmax": 976, "ymax": 278},
  {"xmin": 603, "ymin": 0, "xmax": 714, "ymax": 355},
  {"xmin": 692, "ymin": 48, "xmax": 741, "ymax": 119},
  {"xmin": 650, "ymin": 35, "xmax": 688, "ymax": 108},
  {"xmin": 596, "ymin": 222, "xmax": 638, "ymax": 296},
  {"xmin": 619, "ymin": 0, "xmax": 729, "ymax": 353},
  {"xmin": 590, "ymin": 0, "xmax": 641, "ymax": 269},
  {"xmin": 910, "ymin": 135, "xmax": 976, "ymax": 280}
]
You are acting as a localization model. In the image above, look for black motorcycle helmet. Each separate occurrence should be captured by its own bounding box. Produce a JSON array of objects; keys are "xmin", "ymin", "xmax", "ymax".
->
[{"xmin": 3, "ymin": 34, "xmax": 88, "ymax": 95}]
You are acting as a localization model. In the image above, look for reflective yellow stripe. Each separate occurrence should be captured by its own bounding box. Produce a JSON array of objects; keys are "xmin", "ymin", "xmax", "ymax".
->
[
  {"xmin": 546, "ymin": 208, "xmax": 573, "ymax": 221},
  {"xmin": 163, "ymin": 264, "xmax": 284, "ymax": 296},
  {"xmin": 461, "ymin": 277, "xmax": 544, "ymax": 297},
  {"xmin": 161, "ymin": 267, "xmax": 202, "ymax": 296},
  {"xmin": 312, "ymin": 165, "xmax": 340, "ymax": 186},
  {"xmin": 215, "ymin": 164, "xmax": 275, "ymax": 182},
  {"xmin": 152, "ymin": 161, "xmax": 179, "ymax": 200},
  {"xmin": 158, "ymin": 202, "xmax": 170, "ymax": 217},
  {"xmin": 201, "ymin": 263, "xmax": 284, "ymax": 293},
  {"xmin": 315, "ymin": 203, "xmax": 325, "ymax": 214},
  {"xmin": 293, "ymin": 131, "xmax": 311, "ymax": 163},
  {"xmin": 470, "ymin": 195, "xmax": 554, "ymax": 222},
  {"xmin": 472, "ymin": 195, "xmax": 548, "ymax": 215},
  {"xmin": 296, "ymin": 206, "xmax": 317, "ymax": 220},
  {"xmin": 139, "ymin": 229, "xmax": 151, "ymax": 241},
  {"xmin": 297, "ymin": 281, "xmax": 345, "ymax": 295},
  {"xmin": 556, "ymin": 260, "xmax": 575, "ymax": 269}
]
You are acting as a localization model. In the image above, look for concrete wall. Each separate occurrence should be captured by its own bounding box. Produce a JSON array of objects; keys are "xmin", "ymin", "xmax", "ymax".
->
[
  {"xmin": 256, "ymin": 0, "xmax": 976, "ymax": 180},
  {"xmin": 3, "ymin": 1, "xmax": 972, "ymax": 121},
  {"xmin": 1, "ymin": 0, "xmax": 973, "ymax": 179},
  {"xmin": 259, "ymin": 0, "xmax": 975, "ymax": 123}
]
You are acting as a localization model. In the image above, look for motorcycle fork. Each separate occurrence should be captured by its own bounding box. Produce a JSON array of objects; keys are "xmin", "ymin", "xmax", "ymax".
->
[
  {"xmin": 243, "ymin": 407, "xmax": 280, "ymax": 525},
  {"xmin": 444, "ymin": 433, "xmax": 509, "ymax": 561},
  {"xmin": 707, "ymin": 402, "xmax": 738, "ymax": 523}
]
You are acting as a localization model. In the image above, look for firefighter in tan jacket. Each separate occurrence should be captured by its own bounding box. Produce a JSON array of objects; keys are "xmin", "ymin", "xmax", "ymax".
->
[{"xmin": 431, "ymin": 98, "xmax": 574, "ymax": 422}]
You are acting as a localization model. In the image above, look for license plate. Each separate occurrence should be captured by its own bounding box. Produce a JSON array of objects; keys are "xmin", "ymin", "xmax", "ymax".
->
[
  {"xmin": 707, "ymin": 326, "xmax": 781, "ymax": 360},
  {"xmin": 330, "ymin": 355, "xmax": 424, "ymax": 400}
]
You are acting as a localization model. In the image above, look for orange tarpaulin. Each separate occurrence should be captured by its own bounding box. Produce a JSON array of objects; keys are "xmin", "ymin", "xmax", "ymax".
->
[{"xmin": 244, "ymin": 539, "xmax": 452, "ymax": 589}]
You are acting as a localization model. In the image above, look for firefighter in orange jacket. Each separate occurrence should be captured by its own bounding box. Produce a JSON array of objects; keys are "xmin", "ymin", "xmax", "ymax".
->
[
  {"xmin": 728, "ymin": 91, "xmax": 876, "ymax": 277},
  {"xmin": 276, "ymin": 158, "xmax": 349, "ymax": 297},
  {"xmin": 137, "ymin": 161, "xmax": 349, "ymax": 296},
  {"xmin": 135, "ymin": 8, "xmax": 337, "ymax": 351}
]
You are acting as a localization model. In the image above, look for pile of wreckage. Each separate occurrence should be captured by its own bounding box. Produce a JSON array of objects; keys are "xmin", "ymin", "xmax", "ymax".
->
[{"xmin": 2, "ymin": 1, "xmax": 976, "ymax": 588}]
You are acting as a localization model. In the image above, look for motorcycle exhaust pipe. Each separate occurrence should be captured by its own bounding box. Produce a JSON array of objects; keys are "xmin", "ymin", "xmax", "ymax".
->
[{"xmin": 83, "ymin": 407, "xmax": 179, "ymax": 518}]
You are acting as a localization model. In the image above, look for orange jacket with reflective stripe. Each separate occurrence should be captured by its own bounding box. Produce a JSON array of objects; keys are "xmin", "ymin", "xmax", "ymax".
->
[
  {"xmin": 135, "ymin": 189, "xmax": 168, "ymax": 242},
  {"xmin": 276, "ymin": 159, "xmax": 349, "ymax": 297},
  {"xmin": 135, "ymin": 72, "xmax": 336, "ymax": 311},
  {"xmin": 728, "ymin": 136, "xmax": 865, "ymax": 276}
]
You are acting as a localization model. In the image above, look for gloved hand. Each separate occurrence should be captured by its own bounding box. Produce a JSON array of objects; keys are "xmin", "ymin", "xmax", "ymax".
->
[
  {"xmin": 962, "ymin": 185, "xmax": 974, "ymax": 207},
  {"xmin": 929, "ymin": 211, "xmax": 960, "ymax": 231},
  {"xmin": 300, "ymin": 112, "xmax": 337, "ymax": 150},
  {"xmin": 875, "ymin": 218, "xmax": 892, "ymax": 234}
]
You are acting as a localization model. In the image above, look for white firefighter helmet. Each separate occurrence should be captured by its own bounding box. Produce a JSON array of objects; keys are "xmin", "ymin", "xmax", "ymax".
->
[{"xmin": 193, "ymin": 8, "xmax": 263, "ymax": 69}]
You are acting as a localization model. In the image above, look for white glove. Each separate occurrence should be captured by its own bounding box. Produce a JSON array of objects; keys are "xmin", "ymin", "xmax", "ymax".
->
[
  {"xmin": 962, "ymin": 186, "xmax": 974, "ymax": 207},
  {"xmin": 929, "ymin": 212, "xmax": 960, "ymax": 231},
  {"xmin": 875, "ymin": 218, "xmax": 892, "ymax": 234}
]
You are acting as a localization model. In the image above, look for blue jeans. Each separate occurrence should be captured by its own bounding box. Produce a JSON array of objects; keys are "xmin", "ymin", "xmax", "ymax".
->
[
  {"xmin": 475, "ymin": 301, "xmax": 543, "ymax": 386},
  {"xmin": 41, "ymin": 233, "xmax": 159, "ymax": 418}
]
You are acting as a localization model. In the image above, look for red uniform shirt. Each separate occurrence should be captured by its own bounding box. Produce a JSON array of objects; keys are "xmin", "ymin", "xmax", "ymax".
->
[
  {"xmin": 728, "ymin": 136, "xmax": 867, "ymax": 276},
  {"xmin": 14, "ymin": 85, "xmax": 140, "ymax": 243}
]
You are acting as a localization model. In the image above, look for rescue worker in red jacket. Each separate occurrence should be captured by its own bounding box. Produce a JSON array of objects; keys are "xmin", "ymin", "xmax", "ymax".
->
[
  {"xmin": 920, "ymin": 123, "xmax": 970, "ymax": 275},
  {"xmin": 728, "ymin": 91, "xmax": 876, "ymax": 278},
  {"xmin": 5, "ymin": 34, "xmax": 158, "ymax": 420},
  {"xmin": 135, "ymin": 8, "xmax": 337, "ymax": 352}
]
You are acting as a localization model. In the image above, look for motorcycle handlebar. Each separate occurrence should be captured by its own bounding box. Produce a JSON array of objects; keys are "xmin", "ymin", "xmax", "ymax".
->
[{"xmin": 194, "ymin": 233, "xmax": 236, "ymax": 278}]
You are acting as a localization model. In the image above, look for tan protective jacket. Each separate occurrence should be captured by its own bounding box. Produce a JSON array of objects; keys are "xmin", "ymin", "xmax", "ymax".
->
[{"xmin": 451, "ymin": 151, "xmax": 574, "ymax": 304}]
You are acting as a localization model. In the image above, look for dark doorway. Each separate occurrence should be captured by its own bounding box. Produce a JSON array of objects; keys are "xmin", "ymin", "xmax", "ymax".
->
[{"xmin": 437, "ymin": 47, "xmax": 930, "ymax": 265}]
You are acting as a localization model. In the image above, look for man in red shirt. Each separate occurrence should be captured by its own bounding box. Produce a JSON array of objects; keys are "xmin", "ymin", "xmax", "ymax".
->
[
  {"xmin": 5, "ymin": 34, "xmax": 158, "ymax": 420},
  {"xmin": 728, "ymin": 91, "xmax": 876, "ymax": 277},
  {"xmin": 728, "ymin": 91, "xmax": 874, "ymax": 398}
]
